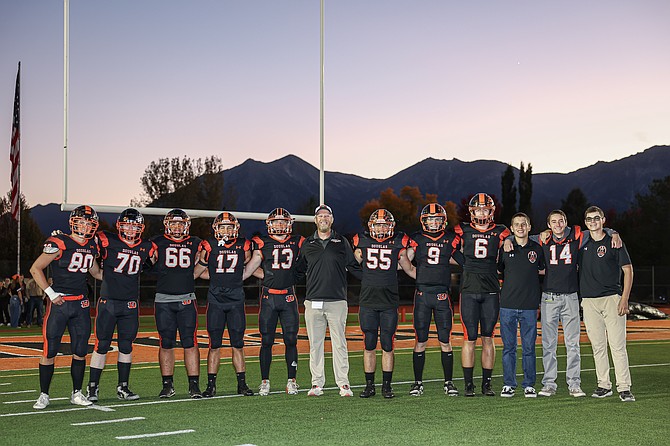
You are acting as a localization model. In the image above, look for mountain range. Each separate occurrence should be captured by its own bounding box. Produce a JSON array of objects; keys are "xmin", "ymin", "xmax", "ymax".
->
[{"xmin": 30, "ymin": 145, "xmax": 670, "ymax": 236}]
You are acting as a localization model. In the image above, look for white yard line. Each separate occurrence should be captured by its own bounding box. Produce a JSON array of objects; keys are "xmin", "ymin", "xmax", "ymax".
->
[
  {"xmin": 115, "ymin": 429, "xmax": 195, "ymax": 440},
  {"xmin": 72, "ymin": 416, "xmax": 145, "ymax": 426}
]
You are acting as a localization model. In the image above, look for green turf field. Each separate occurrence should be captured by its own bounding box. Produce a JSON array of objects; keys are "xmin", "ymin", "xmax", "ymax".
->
[{"xmin": 1, "ymin": 338, "xmax": 669, "ymax": 446}]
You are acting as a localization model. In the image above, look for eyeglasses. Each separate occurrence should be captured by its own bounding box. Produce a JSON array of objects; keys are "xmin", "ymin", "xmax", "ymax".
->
[{"xmin": 585, "ymin": 216, "xmax": 602, "ymax": 223}]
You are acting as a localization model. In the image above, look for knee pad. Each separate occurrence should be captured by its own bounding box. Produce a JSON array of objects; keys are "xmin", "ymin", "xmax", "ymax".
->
[
  {"xmin": 95, "ymin": 339, "xmax": 112, "ymax": 355},
  {"xmin": 380, "ymin": 332, "xmax": 394, "ymax": 352},
  {"xmin": 181, "ymin": 336, "xmax": 196, "ymax": 349},
  {"xmin": 363, "ymin": 331, "xmax": 378, "ymax": 351},
  {"xmin": 160, "ymin": 337, "xmax": 176, "ymax": 349},
  {"xmin": 283, "ymin": 332, "xmax": 297, "ymax": 347},
  {"xmin": 229, "ymin": 330, "xmax": 245, "ymax": 349},
  {"xmin": 117, "ymin": 339, "xmax": 133, "ymax": 355}
]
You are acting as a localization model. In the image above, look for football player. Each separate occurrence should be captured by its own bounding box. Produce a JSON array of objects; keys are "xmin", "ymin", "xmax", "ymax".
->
[
  {"xmin": 150, "ymin": 209, "xmax": 203, "ymax": 398},
  {"xmin": 243, "ymin": 208, "xmax": 304, "ymax": 396},
  {"xmin": 352, "ymin": 209, "xmax": 415, "ymax": 399},
  {"xmin": 194, "ymin": 212, "xmax": 254, "ymax": 397},
  {"xmin": 406, "ymin": 203, "xmax": 463, "ymax": 396},
  {"xmin": 454, "ymin": 193, "xmax": 510, "ymax": 397},
  {"xmin": 30, "ymin": 205, "xmax": 102, "ymax": 409},
  {"xmin": 86, "ymin": 208, "xmax": 156, "ymax": 402}
]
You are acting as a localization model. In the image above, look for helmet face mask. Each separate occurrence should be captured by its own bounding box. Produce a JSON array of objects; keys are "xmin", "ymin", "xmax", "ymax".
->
[
  {"xmin": 420, "ymin": 203, "xmax": 447, "ymax": 233},
  {"xmin": 69, "ymin": 205, "xmax": 99, "ymax": 240},
  {"xmin": 116, "ymin": 208, "xmax": 145, "ymax": 243},
  {"xmin": 213, "ymin": 212, "xmax": 240, "ymax": 241},
  {"xmin": 266, "ymin": 208, "xmax": 293, "ymax": 236},
  {"xmin": 368, "ymin": 209, "xmax": 395, "ymax": 241},
  {"xmin": 469, "ymin": 193, "xmax": 495, "ymax": 226},
  {"xmin": 164, "ymin": 209, "xmax": 191, "ymax": 240}
]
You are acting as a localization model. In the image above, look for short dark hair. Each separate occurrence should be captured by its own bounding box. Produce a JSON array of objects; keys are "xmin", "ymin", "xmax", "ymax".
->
[
  {"xmin": 584, "ymin": 206, "xmax": 604, "ymax": 219},
  {"xmin": 546, "ymin": 209, "xmax": 567, "ymax": 225},
  {"xmin": 511, "ymin": 212, "xmax": 530, "ymax": 226}
]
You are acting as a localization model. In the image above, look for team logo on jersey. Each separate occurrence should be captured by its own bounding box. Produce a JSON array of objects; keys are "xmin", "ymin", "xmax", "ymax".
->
[
  {"xmin": 182, "ymin": 299, "xmax": 192, "ymax": 305},
  {"xmin": 128, "ymin": 301, "xmax": 137, "ymax": 309},
  {"xmin": 286, "ymin": 294, "xmax": 296, "ymax": 303},
  {"xmin": 597, "ymin": 246, "xmax": 607, "ymax": 258},
  {"xmin": 528, "ymin": 251, "xmax": 537, "ymax": 263},
  {"xmin": 437, "ymin": 293, "xmax": 448, "ymax": 301},
  {"xmin": 81, "ymin": 299, "xmax": 90, "ymax": 309}
]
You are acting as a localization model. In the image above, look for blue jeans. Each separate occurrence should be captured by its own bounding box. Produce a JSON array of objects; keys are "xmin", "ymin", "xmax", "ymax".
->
[
  {"xmin": 9, "ymin": 295, "xmax": 21, "ymax": 328},
  {"xmin": 500, "ymin": 308, "xmax": 537, "ymax": 388}
]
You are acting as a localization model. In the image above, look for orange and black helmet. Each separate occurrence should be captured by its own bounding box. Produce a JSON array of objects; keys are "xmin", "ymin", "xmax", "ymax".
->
[
  {"xmin": 116, "ymin": 208, "xmax": 145, "ymax": 243},
  {"xmin": 368, "ymin": 208, "xmax": 395, "ymax": 241},
  {"xmin": 420, "ymin": 203, "xmax": 447, "ymax": 233},
  {"xmin": 468, "ymin": 193, "xmax": 495, "ymax": 226},
  {"xmin": 69, "ymin": 205, "xmax": 99, "ymax": 239},
  {"xmin": 213, "ymin": 211, "xmax": 240, "ymax": 241},
  {"xmin": 266, "ymin": 208, "xmax": 293, "ymax": 235}
]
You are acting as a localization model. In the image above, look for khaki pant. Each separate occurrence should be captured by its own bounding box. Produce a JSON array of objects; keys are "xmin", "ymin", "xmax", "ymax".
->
[
  {"xmin": 304, "ymin": 300, "xmax": 350, "ymax": 388},
  {"xmin": 581, "ymin": 295, "xmax": 632, "ymax": 392}
]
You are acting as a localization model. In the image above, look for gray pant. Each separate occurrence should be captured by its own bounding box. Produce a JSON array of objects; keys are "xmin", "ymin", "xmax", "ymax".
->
[
  {"xmin": 304, "ymin": 300, "xmax": 350, "ymax": 388},
  {"xmin": 541, "ymin": 292, "xmax": 582, "ymax": 390}
]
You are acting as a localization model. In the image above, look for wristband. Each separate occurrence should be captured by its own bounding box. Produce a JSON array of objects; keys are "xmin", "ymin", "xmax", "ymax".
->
[{"xmin": 44, "ymin": 286, "xmax": 61, "ymax": 302}]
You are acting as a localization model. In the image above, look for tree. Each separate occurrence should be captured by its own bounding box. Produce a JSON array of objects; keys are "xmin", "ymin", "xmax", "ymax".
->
[
  {"xmin": 610, "ymin": 176, "xmax": 670, "ymax": 266},
  {"xmin": 500, "ymin": 165, "xmax": 517, "ymax": 225},
  {"xmin": 561, "ymin": 188, "xmax": 589, "ymax": 227},
  {"xmin": 0, "ymin": 192, "xmax": 45, "ymax": 276},
  {"xmin": 518, "ymin": 162, "xmax": 533, "ymax": 217},
  {"xmin": 133, "ymin": 156, "xmax": 225, "ymax": 206},
  {"xmin": 359, "ymin": 186, "xmax": 438, "ymax": 234}
]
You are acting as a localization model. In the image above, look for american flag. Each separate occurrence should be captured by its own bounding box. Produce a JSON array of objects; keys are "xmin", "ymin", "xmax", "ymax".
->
[{"xmin": 10, "ymin": 63, "xmax": 20, "ymax": 221}]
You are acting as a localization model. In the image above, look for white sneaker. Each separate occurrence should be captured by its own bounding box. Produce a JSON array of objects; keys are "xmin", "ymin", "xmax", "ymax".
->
[
  {"xmin": 286, "ymin": 378, "xmax": 299, "ymax": 395},
  {"xmin": 569, "ymin": 386, "xmax": 586, "ymax": 397},
  {"xmin": 500, "ymin": 386, "xmax": 515, "ymax": 397},
  {"xmin": 339, "ymin": 385, "xmax": 354, "ymax": 397},
  {"xmin": 308, "ymin": 385, "xmax": 324, "ymax": 397},
  {"xmin": 71, "ymin": 390, "xmax": 93, "ymax": 406},
  {"xmin": 538, "ymin": 386, "xmax": 556, "ymax": 397},
  {"xmin": 33, "ymin": 392, "xmax": 50, "ymax": 410},
  {"xmin": 524, "ymin": 387, "xmax": 537, "ymax": 398},
  {"xmin": 259, "ymin": 379, "xmax": 271, "ymax": 396}
]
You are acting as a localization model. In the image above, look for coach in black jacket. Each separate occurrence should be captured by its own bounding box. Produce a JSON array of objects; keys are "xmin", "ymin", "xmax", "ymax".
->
[{"xmin": 296, "ymin": 204, "xmax": 362, "ymax": 397}]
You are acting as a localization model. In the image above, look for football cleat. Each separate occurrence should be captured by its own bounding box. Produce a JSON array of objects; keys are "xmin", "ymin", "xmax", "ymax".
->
[
  {"xmin": 259, "ymin": 379, "xmax": 271, "ymax": 396},
  {"xmin": 159, "ymin": 383, "xmax": 176, "ymax": 398},
  {"xmin": 188, "ymin": 382, "xmax": 203, "ymax": 399},
  {"xmin": 33, "ymin": 392, "xmax": 50, "ymax": 410},
  {"xmin": 409, "ymin": 382, "xmax": 424, "ymax": 396},
  {"xmin": 71, "ymin": 390, "xmax": 93, "ymax": 406},
  {"xmin": 117, "ymin": 384, "xmax": 140, "ymax": 401},
  {"xmin": 359, "ymin": 382, "xmax": 376, "ymax": 398},
  {"xmin": 286, "ymin": 378, "xmax": 299, "ymax": 395},
  {"xmin": 464, "ymin": 383, "xmax": 476, "ymax": 397},
  {"xmin": 381, "ymin": 385, "xmax": 395, "ymax": 399},
  {"xmin": 482, "ymin": 382, "xmax": 495, "ymax": 397},
  {"xmin": 444, "ymin": 381, "xmax": 459, "ymax": 396},
  {"xmin": 237, "ymin": 383, "xmax": 254, "ymax": 396},
  {"xmin": 86, "ymin": 383, "xmax": 99, "ymax": 403},
  {"xmin": 202, "ymin": 384, "xmax": 216, "ymax": 398}
]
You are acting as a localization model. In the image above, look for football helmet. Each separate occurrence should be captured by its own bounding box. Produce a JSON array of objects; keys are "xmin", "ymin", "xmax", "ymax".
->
[
  {"xmin": 212, "ymin": 211, "xmax": 240, "ymax": 241},
  {"xmin": 266, "ymin": 208, "xmax": 293, "ymax": 235},
  {"xmin": 69, "ymin": 205, "xmax": 99, "ymax": 240},
  {"xmin": 469, "ymin": 193, "xmax": 495, "ymax": 226},
  {"xmin": 420, "ymin": 203, "xmax": 447, "ymax": 233},
  {"xmin": 116, "ymin": 208, "xmax": 145, "ymax": 243},
  {"xmin": 368, "ymin": 209, "xmax": 395, "ymax": 241},
  {"xmin": 163, "ymin": 208, "xmax": 190, "ymax": 240}
]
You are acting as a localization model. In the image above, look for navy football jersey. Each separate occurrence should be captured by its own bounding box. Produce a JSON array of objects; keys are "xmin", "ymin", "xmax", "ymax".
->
[
  {"xmin": 352, "ymin": 231, "xmax": 411, "ymax": 287},
  {"xmin": 410, "ymin": 230, "xmax": 460, "ymax": 292},
  {"xmin": 201, "ymin": 237, "xmax": 251, "ymax": 289},
  {"xmin": 150, "ymin": 234, "xmax": 202, "ymax": 295},
  {"xmin": 454, "ymin": 223, "xmax": 510, "ymax": 275},
  {"xmin": 252, "ymin": 234, "xmax": 304, "ymax": 290},
  {"xmin": 42, "ymin": 234, "xmax": 99, "ymax": 296},
  {"xmin": 539, "ymin": 225, "xmax": 584, "ymax": 294},
  {"xmin": 98, "ymin": 231, "xmax": 156, "ymax": 301}
]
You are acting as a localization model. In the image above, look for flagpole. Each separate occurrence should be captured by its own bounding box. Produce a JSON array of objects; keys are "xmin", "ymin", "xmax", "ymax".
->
[
  {"xmin": 63, "ymin": 0, "xmax": 69, "ymax": 206},
  {"xmin": 16, "ymin": 62, "xmax": 21, "ymax": 276}
]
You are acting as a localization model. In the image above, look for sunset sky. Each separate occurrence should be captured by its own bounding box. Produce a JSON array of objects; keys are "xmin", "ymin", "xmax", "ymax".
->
[{"xmin": 1, "ymin": 0, "xmax": 669, "ymax": 209}]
